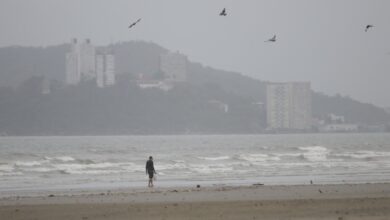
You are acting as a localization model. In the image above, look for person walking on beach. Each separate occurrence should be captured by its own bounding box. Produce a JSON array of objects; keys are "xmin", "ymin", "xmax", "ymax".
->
[{"xmin": 146, "ymin": 156, "xmax": 156, "ymax": 187}]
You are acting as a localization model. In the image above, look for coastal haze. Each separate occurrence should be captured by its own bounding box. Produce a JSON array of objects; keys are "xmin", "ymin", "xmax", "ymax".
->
[
  {"xmin": 0, "ymin": 0, "xmax": 390, "ymax": 107},
  {"xmin": 1, "ymin": 1, "xmax": 390, "ymax": 220}
]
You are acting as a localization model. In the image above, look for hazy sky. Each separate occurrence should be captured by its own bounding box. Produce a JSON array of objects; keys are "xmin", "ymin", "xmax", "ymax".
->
[{"xmin": 1, "ymin": 0, "xmax": 389, "ymax": 107}]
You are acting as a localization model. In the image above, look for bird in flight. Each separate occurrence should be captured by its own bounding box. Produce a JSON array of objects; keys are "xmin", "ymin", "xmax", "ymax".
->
[
  {"xmin": 128, "ymin": 18, "xmax": 141, "ymax": 29},
  {"xmin": 219, "ymin": 8, "xmax": 227, "ymax": 16},
  {"xmin": 365, "ymin": 24, "xmax": 374, "ymax": 32},
  {"xmin": 265, "ymin": 35, "xmax": 276, "ymax": 42}
]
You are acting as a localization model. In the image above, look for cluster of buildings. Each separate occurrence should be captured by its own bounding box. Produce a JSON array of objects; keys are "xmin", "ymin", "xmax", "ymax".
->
[
  {"xmin": 66, "ymin": 38, "xmax": 189, "ymax": 90},
  {"xmin": 64, "ymin": 39, "xmax": 386, "ymax": 133},
  {"xmin": 66, "ymin": 38, "xmax": 115, "ymax": 88}
]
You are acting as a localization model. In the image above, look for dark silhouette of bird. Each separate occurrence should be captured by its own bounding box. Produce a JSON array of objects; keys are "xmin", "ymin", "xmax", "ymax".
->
[
  {"xmin": 365, "ymin": 25, "xmax": 374, "ymax": 32},
  {"xmin": 310, "ymin": 180, "xmax": 313, "ymax": 185},
  {"xmin": 319, "ymin": 189, "xmax": 323, "ymax": 193},
  {"xmin": 128, "ymin": 18, "xmax": 141, "ymax": 29},
  {"xmin": 219, "ymin": 8, "xmax": 227, "ymax": 16},
  {"xmin": 265, "ymin": 35, "xmax": 276, "ymax": 42}
]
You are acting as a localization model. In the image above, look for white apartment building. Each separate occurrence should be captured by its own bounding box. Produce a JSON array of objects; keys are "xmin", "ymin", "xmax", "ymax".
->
[
  {"xmin": 105, "ymin": 54, "xmax": 115, "ymax": 86},
  {"xmin": 96, "ymin": 54, "xmax": 105, "ymax": 88},
  {"xmin": 66, "ymin": 39, "xmax": 96, "ymax": 85},
  {"xmin": 266, "ymin": 82, "xmax": 312, "ymax": 130},
  {"xmin": 96, "ymin": 51, "xmax": 116, "ymax": 88},
  {"xmin": 160, "ymin": 52, "xmax": 188, "ymax": 82},
  {"xmin": 66, "ymin": 39, "xmax": 80, "ymax": 85},
  {"xmin": 79, "ymin": 39, "xmax": 96, "ymax": 81}
]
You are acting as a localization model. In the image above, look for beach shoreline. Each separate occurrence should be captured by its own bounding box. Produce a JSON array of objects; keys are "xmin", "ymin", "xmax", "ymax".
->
[{"xmin": 1, "ymin": 183, "xmax": 389, "ymax": 219}]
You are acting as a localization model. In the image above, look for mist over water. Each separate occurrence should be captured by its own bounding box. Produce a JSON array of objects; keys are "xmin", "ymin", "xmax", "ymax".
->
[{"xmin": 1, "ymin": 133, "xmax": 390, "ymax": 195}]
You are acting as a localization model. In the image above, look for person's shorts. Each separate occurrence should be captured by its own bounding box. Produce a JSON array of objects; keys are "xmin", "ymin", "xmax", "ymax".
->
[{"xmin": 148, "ymin": 171, "xmax": 154, "ymax": 179}]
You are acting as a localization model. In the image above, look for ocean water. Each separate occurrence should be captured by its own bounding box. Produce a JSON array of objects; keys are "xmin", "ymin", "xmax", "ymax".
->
[{"xmin": 0, "ymin": 134, "xmax": 390, "ymax": 194}]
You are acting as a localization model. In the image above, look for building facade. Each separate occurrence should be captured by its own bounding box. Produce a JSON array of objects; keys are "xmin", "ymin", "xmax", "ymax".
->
[
  {"xmin": 66, "ymin": 39, "xmax": 80, "ymax": 85},
  {"xmin": 79, "ymin": 39, "xmax": 96, "ymax": 81},
  {"xmin": 66, "ymin": 39, "xmax": 96, "ymax": 85},
  {"xmin": 96, "ymin": 51, "xmax": 116, "ymax": 88},
  {"xmin": 66, "ymin": 38, "xmax": 115, "ymax": 88},
  {"xmin": 266, "ymin": 82, "xmax": 312, "ymax": 130}
]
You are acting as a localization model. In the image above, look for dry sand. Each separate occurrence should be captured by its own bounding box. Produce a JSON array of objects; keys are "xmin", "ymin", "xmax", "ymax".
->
[{"xmin": 0, "ymin": 183, "xmax": 389, "ymax": 220}]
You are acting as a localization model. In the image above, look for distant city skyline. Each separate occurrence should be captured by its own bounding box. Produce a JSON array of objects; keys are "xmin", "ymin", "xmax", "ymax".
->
[{"xmin": 0, "ymin": 0, "xmax": 389, "ymax": 107}]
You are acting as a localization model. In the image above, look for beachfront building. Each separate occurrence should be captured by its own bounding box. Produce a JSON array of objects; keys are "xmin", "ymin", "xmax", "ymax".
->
[
  {"xmin": 266, "ymin": 82, "xmax": 312, "ymax": 131},
  {"xmin": 319, "ymin": 124, "xmax": 359, "ymax": 132},
  {"xmin": 96, "ymin": 50, "xmax": 116, "ymax": 88},
  {"xmin": 66, "ymin": 39, "xmax": 80, "ymax": 85},
  {"xmin": 66, "ymin": 38, "xmax": 96, "ymax": 85},
  {"xmin": 159, "ymin": 52, "xmax": 188, "ymax": 82},
  {"xmin": 79, "ymin": 39, "xmax": 96, "ymax": 81}
]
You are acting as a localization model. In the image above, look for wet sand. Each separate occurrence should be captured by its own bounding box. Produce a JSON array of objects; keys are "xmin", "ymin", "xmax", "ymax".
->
[{"xmin": 1, "ymin": 183, "xmax": 389, "ymax": 220}]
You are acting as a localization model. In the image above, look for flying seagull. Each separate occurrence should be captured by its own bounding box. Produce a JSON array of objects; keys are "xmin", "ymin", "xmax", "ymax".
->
[
  {"xmin": 219, "ymin": 8, "xmax": 227, "ymax": 16},
  {"xmin": 265, "ymin": 35, "xmax": 276, "ymax": 42},
  {"xmin": 365, "ymin": 24, "xmax": 374, "ymax": 32},
  {"xmin": 128, "ymin": 18, "xmax": 141, "ymax": 29}
]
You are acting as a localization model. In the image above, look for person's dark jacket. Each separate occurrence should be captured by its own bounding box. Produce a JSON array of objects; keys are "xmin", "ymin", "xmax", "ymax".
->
[{"xmin": 146, "ymin": 159, "xmax": 155, "ymax": 174}]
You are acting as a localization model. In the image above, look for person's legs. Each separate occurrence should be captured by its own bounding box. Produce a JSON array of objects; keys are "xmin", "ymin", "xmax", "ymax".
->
[{"xmin": 148, "ymin": 172, "xmax": 154, "ymax": 187}]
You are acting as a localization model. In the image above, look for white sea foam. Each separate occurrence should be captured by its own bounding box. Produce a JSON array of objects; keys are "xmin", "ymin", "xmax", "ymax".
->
[
  {"xmin": 299, "ymin": 146, "xmax": 329, "ymax": 162},
  {"xmin": 14, "ymin": 160, "xmax": 45, "ymax": 167},
  {"xmin": 44, "ymin": 156, "xmax": 77, "ymax": 162},
  {"xmin": 239, "ymin": 154, "xmax": 280, "ymax": 163},
  {"xmin": 63, "ymin": 169, "xmax": 123, "ymax": 175},
  {"xmin": 157, "ymin": 162, "xmax": 188, "ymax": 170},
  {"xmin": 273, "ymin": 152, "xmax": 302, "ymax": 157},
  {"xmin": 197, "ymin": 156, "xmax": 230, "ymax": 161},
  {"xmin": 23, "ymin": 167, "xmax": 55, "ymax": 173},
  {"xmin": 54, "ymin": 162, "xmax": 117, "ymax": 171},
  {"xmin": 54, "ymin": 156, "xmax": 76, "ymax": 162},
  {"xmin": 334, "ymin": 151, "xmax": 390, "ymax": 159},
  {"xmin": 0, "ymin": 164, "xmax": 14, "ymax": 172},
  {"xmin": 0, "ymin": 171, "xmax": 23, "ymax": 176},
  {"xmin": 119, "ymin": 163, "xmax": 144, "ymax": 172},
  {"xmin": 189, "ymin": 164, "xmax": 234, "ymax": 174},
  {"xmin": 52, "ymin": 162, "xmax": 145, "ymax": 175}
]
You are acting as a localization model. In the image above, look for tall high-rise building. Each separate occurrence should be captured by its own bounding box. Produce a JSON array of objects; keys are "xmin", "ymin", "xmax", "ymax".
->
[
  {"xmin": 96, "ymin": 54, "xmax": 105, "ymax": 88},
  {"xmin": 66, "ymin": 39, "xmax": 80, "ymax": 85},
  {"xmin": 96, "ymin": 50, "xmax": 116, "ymax": 88},
  {"xmin": 66, "ymin": 38, "xmax": 96, "ymax": 85},
  {"xmin": 79, "ymin": 39, "xmax": 96, "ymax": 81},
  {"xmin": 266, "ymin": 82, "xmax": 312, "ymax": 130},
  {"xmin": 160, "ymin": 52, "xmax": 188, "ymax": 82},
  {"xmin": 105, "ymin": 53, "xmax": 115, "ymax": 86}
]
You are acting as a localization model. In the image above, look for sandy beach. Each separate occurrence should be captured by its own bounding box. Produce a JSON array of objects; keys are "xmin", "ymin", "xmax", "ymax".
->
[{"xmin": 0, "ymin": 183, "xmax": 389, "ymax": 220}]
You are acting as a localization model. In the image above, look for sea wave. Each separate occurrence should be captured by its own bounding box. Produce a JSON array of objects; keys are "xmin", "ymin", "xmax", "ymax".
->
[
  {"xmin": 197, "ymin": 156, "xmax": 230, "ymax": 161},
  {"xmin": 238, "ymin": 154, "xmax": 281, "ymax": 163},
  {"xmin": 14, "ymin": 160, "xmax": 46, "ymax": 167},
  {"xmin": 334, "ymin": 151, "xmax": 390, "ymax": 160},
  {"xmin": 0, "ymin": 164, "xmax": 14, "ymax": 172},
  {"xmin": 189, "ymin": 164, "xmax": 234, "ymax": 174},
  {"xmin": 299, "ymin": 146, "xmax": 329, "ymax": 162},
  {"xmin": 52, "ymin": 156, "xmax": 76, "ymax": 162}
]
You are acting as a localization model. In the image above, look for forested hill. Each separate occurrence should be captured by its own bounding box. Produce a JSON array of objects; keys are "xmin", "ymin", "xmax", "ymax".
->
[{"xmin": 0, "ymin": 41, "xmax": 389, "ymax": 134}]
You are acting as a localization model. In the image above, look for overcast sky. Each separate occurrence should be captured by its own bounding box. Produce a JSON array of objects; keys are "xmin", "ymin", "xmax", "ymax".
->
[{"xmin": 0, "ymin": 0, "xmax": 389, "ymax": 107}]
